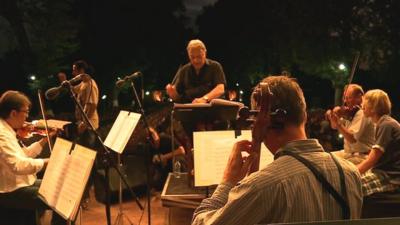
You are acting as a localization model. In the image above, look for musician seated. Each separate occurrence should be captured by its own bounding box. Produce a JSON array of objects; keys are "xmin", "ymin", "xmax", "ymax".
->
[
  {"xmin": 326, "ymin": 84, "xmax": 375, "ymax": 165},
  {"xmin": 0, "ymin": 90, "xmax": 66, "ymax": 225},
  {"xmin": 192, "ymin": 75, "xmax": 363, "ymax": 225},
  {"xmin": 148, "ymin": 127, "xmax": 185, "ymax": 190},
  {"xmin": 357, "ymin": 90, "xmax": 400, "ymax": 197}
]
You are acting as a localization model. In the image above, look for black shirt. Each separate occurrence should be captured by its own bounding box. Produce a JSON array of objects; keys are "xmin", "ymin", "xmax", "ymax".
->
[{"xmin": 173, "ymin": 59, "xmax": 227, "ymax": 103}]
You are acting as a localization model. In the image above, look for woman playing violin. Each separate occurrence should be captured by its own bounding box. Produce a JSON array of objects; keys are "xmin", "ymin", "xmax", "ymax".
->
[
  {"xmin": 325, "ymin": 84, "xmax": 375, "ymax": 165},
  {"xmin": 0, "ymin": 90, "xmax": 65, "ymax": 225}
]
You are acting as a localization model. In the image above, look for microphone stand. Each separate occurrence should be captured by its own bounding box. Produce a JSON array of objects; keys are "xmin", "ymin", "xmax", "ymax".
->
[
  {"xmin": 129, "ymin": 80, "xmax": 153, "ymax": 225},
  {"xmin": 63, "ymin": 81, "xmax": 144, "ymax": 225}
]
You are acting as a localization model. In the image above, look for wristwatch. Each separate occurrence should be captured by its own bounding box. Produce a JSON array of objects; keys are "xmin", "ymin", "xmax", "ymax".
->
[{"xmin": 202, "ymin": 95, "xmax": 209, "ymax": 102}]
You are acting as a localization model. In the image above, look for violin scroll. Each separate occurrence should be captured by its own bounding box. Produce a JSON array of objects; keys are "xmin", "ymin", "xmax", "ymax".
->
[{"xmin": 248, "ymin": 82, "xmax": 273, "ymax": 174}]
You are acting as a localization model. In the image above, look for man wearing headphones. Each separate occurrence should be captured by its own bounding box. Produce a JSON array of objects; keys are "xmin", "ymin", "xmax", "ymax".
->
[{"xmin": 192, "ymin": 75, "xmax": 363, "ymax": 225}]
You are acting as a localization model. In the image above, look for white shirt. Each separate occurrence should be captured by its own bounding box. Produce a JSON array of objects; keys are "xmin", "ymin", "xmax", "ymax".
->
[
  {"xmin": 343, "ymin": 109, "xmax": 375, "ymax": 153},
  {"xmin": 73, "ymin": 75, "xmax": 99, "ymax": 129},
  {"xmin": 0, "ymin": 119, "xmax": 44, "ymax": 193}
]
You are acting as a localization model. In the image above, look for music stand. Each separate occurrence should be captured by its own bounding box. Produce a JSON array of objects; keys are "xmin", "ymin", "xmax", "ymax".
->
[
  {"xmin": 171, "ymin": 99, "xmax": 243, "ymax": 185},
  {"xmin": 103, "ymin": 110, "xmax": 142, "ymax": 225},
  {"xmin": 63, "ymin": 81, "xmax": 143, "ymax": 225}
]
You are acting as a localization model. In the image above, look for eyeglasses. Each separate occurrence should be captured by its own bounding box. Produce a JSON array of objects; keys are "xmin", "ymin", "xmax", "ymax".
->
[{"xmin": 18, "ymin": 109, "xmax": 30, "ymax": 115}]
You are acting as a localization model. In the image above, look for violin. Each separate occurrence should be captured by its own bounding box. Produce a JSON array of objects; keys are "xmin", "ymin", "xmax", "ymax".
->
[
  {"xmin": 17, "ymin": 121, "xmax": 58, "ymax": 139},
  {"xmin": 334, "ymin": 105, "xmax": 361, "ymax": 120}
]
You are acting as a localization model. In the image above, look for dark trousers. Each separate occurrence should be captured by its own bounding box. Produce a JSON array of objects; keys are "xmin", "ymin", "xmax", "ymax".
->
[{"xmin": 0, "ymin": 180, "xmax": 67, "ymax": 225}]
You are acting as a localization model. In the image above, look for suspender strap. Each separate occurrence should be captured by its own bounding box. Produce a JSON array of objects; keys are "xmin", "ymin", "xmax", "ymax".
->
[
  {"xmin": 329, "ymin": 152, "xmax": 349, "ymax": 213},
  {"xmin": 275, "ymin": 150, "xmax": 350, "ymax": 220}
]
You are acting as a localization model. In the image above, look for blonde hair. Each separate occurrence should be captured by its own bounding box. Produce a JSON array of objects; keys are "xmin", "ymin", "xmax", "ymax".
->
[
  {"xmin": 363, "ymin": 89, "xmax": 391, "ymax": 116},
  {"xmin": 186, "ymin": 39, "xmax": 207, "ymax": 52}
]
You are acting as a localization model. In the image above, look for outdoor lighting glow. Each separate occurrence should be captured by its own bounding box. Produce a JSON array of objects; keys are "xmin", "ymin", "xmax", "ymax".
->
[
  {"xmin": 239, "ymin": 90, "xmax": 244, "ymax": 94},
  {"xmin": 236, "ymin": 83, "xmax": 239, "ymax": 87},
  {"xmin": 338, "ymin": 134, "xmax": 343, "ymax": 139},
  {"xmin": 338, "ymin": 63, "xmax": 346, "ymax": 71},
  {"xmin": 145, "ymin": 91, "xmax": 150, "ymax": 96},
  {"xmin": 101, "ymin": 95, "xmax": 107, "ymax": 100},
  {"xmin": 117, "ymin": 77, "xmax": 121, "ymax": 80},
  {"xmin": 30, "ymin": 75, "xmax": 36, "ymax": 81}
]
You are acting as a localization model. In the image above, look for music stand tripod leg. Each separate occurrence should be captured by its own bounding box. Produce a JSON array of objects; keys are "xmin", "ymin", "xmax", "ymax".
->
[{"xmin": 113, "ymin": 154, "xmax": 134, "ymax": 225}]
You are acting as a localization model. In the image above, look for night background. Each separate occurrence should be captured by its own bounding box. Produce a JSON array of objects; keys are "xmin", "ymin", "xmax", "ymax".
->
[{"xmin": 0, "ymin": 0, "xmax": 399, "ymax": 119}]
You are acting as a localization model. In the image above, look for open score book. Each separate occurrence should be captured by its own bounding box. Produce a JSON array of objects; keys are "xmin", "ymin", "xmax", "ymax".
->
[
  {"xmin": 38, "ymin": 138, "xmax": 96, "ymax": 221},
  {"xmin": 193, "ymin": 130, "xmax": 274, "ymax": 187}
]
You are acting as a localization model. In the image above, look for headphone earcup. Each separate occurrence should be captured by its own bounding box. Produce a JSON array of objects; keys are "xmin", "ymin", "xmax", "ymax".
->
[{"xmin": 269, "ymin": 110, "xmax": 286, "ymax": 129}]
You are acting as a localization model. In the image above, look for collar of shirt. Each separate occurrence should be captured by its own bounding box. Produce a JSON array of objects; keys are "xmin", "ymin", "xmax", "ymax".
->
[
  {"xmin": 0, "ymin": 118, "xmax": 17, "ymax": 137},
  {"xmin": 376, "ymin": 114, "xmax": 390, "ymax": 126},
  {"xmin": 275, "ymin": 139, "xmax": 325, "ymax": 158},
  {"xmin": 190, "ymin": 58, "xmax": 211, "ymax": 70}
]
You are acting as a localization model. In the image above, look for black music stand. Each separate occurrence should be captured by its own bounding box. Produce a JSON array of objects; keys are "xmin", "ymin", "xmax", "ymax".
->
[{"xmin": 63, "ymin": 80, "xmax": 143, "ymax": 225}]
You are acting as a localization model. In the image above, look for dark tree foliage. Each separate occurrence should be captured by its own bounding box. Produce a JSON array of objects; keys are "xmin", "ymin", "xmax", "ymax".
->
[
  {"xmin": 0, "ymin": 0, "xmax": 79, "ymax": 92},
  {"xmin": 72, "ymin": 0, "xmax": 190, "ymax": 94},
  {"xmin": 0, "ymin": 0, "xmax": 191, "ymax": 111},
  {"xmin": 197, "ymin": 0, "xmax": 400, "ymax": 107},
  {"xmin": 1, "ymin": 0, "xmax": 399, "ymax": 113}
]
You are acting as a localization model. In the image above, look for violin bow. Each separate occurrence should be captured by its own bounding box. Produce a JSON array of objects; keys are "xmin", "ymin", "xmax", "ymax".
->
[
  {"xmin": 342, "ymin": 52, "xmax": 360, "ymax": 105},
  {"xmin": 38, "ymin": 90, "xmax": 53, "ymax": 152}
]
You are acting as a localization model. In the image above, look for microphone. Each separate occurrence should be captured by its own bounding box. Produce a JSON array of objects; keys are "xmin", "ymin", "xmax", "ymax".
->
[
  {"xmin": 45, "ymin": 74, "xmax": 85, "ymax": 100},
  {"xmin": 115, "ymin": 71, "xmax": 142, "ymax": 88}
]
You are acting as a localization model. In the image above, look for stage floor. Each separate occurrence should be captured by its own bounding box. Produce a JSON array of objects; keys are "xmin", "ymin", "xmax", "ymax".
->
[{"xmin": 41, "ymin": 186, "xmax": 194, "ymax": 225}]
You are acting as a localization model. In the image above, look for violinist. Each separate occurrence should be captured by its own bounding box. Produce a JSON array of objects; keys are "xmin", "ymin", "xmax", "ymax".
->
[
  {"xmin": 71, "ymin": 60, "xmax": 99, "ymax": 141},
  {"xmin": 326, "ymin": 84, "xmax": 375, "ymax": 165},
  {"xmin": 71, "ymin": 59, "xmax": 99, "ymax": 209},
  {"xmin": 0, "ymin": 90, "xmax": 66, "ymax": 225},
  {"xmin": 192, "ymin": 75, "xmax": 363, "ymax": 225}
]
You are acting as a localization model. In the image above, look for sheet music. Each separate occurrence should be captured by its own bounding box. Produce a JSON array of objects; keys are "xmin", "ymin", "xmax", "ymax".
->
[
  {"xmin": 39, "ymin": 138, "xmax": 72, "ymax": 206},
  {"xmin": 55, "ymin": 144, "xmax": 96, "ymax": 220},
  {"xmin": 193, "ymin": 130, "xmax": 274, "ymax": 186},
  {"xmin": 104, "ymin": 110, "xmax": 141, "ymax": 154},
  {"xmin": 210, "ymin": 98, "xmax": 244, "ymax": 108},
  {"xmin": 173, "ymin": 103, "xmax": 211, "ymax": 109},
  {"xmin": 38, "ymin": 138, "xmax": 96, "ymax": 220}
]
